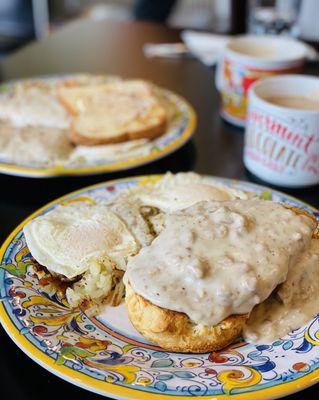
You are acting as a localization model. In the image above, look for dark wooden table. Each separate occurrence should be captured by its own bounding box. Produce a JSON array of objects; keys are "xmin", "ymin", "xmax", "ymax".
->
[{"xmin": 0, "ymin": 19, "xmax": 318, "ymax": 400}]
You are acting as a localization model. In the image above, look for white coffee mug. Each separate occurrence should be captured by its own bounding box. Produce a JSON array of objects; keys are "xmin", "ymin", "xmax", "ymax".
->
[
  {"xmin": 244, "ymin": 75, "xmax": 319, "ymax": 188},
  {"xmin": 216, "ymin": 35, "xmax": 306, "ymax": 127}
]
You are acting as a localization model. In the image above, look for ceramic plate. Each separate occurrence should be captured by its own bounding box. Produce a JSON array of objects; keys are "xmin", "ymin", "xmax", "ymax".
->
[
  {"xmin": 0, "ymin": 175, "xmax": 319, "ymax": 399},
  {"xmin": 0, "ymin": 77, "xmax": 196, "ymax": 177}
]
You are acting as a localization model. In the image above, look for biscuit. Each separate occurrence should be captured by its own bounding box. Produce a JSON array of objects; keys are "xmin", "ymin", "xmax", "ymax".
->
[{"xmin": 125, "ymin": 283, "xmax": 248, "ymax": 353}]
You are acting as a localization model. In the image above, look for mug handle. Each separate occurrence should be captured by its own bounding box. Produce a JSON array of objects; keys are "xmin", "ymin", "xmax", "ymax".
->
[{"xmin": 215, "ymin": 56, "xmax": 224, "ymax": 92}]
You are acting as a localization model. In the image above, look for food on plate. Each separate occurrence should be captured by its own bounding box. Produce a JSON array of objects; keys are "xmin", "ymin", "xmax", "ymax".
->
[
  {"xmin": 24, "ymin": 201, "xmax": 139, "ymax": 277},
  {"xmin": 0, "ymin": 75, "xmax": 171, "ymax": 168},
  {"xmin": 23, "ymin": 200, "xmax": 152, "ymax": 308},
  {"xmin": 124, "ymin": 200, "xmax": 316, "ymax": 352},
  {"xmin": 130, "ymin": 172, "xmax": 253, "ymax": 212},
  {"xmin": 23, "ymin": 172, "xmax": 319, "ymax": 352},
  {"xmin": 0, "ymin": 123, "xmax": 72, "ymax": 165},
  {"xmin": 0, "ymin": 82, "xmax": 70, "ymax": 129},
  {"xmin": 113, "ymin": 172, "xmax": 254, "ymax": 236},
  {"xmin": 24, "ymin": 173, "xmax": 249, "ymax": 309},
  {"xmin": 58, "ymin": 80, "xmax": 167, "ymax": 145},
  {"xmin": 58, "ymin": 79, "xmax": 153, "ymax": 116},
  {"xmin": 125, "ymin": 283, "xmax": 248, "ymax": 353},
  {"xmin": 244, "ymin": 237, "xmax": 319, "ymax": 343}
]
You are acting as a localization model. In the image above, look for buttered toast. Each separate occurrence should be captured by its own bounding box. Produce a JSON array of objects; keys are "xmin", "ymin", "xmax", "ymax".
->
[{"xmin": 58, "ymin": 80, "xmax": 167, "ymax": 145}]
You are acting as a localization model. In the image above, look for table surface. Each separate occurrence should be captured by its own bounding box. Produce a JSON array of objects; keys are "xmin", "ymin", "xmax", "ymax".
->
[{"xmin": 0, "ymin": 19, "xmax": 318, "ymax": 400}]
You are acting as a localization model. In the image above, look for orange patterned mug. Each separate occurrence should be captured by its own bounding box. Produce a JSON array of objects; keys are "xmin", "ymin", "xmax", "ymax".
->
[{"xmin": 215, "ymin": 35, "xmax": 306, "ymax": 127}]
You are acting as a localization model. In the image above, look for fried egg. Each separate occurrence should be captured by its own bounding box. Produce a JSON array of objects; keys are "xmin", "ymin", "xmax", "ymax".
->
[
  {"xmin": 0, "ymin": 85, "xmax": 70, "ymax": 129},
  {"xmin": 131, "ymin": 172, "xmax": 253, "ymax": 213},
  {"xmin": 24, "ymin": 201, "xmax": 139, "ymax": 279}
]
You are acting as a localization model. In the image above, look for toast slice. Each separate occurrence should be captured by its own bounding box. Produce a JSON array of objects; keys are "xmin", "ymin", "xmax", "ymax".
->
[
  {"xmin": 58, "ymin": 80, "xmax": 154, "ymax": 115},
  {"xmin": 58, "ymin": 80, "xmax": 167, "ymax": 145}
]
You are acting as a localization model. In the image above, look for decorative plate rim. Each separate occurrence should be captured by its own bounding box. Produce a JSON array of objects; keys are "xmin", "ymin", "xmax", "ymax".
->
[
  {"xmin": 0, "ymin": 81, "xmax": 197, "ymax": 178},
  {"xmin": 0, "ymin": 175, "xmax": 319, "ymax": 400}
]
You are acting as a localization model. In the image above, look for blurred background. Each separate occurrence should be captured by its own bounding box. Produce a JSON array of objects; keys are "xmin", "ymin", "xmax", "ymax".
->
[{"xmin": 1, "ymin": 0, "xmax": 319, "ymax": 58}]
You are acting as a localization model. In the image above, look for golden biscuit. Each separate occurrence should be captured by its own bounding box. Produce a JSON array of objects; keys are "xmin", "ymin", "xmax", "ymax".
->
[{"xmin": 125, "ymin": 283, "xmax": 248, "ymax": 353}]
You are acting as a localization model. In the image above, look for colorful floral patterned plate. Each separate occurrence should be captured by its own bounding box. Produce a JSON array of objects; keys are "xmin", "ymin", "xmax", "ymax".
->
[
  {"xmin": 0, "ymin": 77, "xmax": 196, "ymax": 177},
  {"xmin": 0, "ymin": 175, "xmax": 319, "ymax": 399}
]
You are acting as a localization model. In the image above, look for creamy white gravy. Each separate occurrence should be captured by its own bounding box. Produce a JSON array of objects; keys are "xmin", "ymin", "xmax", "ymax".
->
[
  {"xmin": 0, "ymin": 123, "xmax": 152, "ymax": 166},
  {"xmin": 125, "ymin": 200, "xmax": 315, "ymax": 326},
  {"xmin": 0, "ymin": 124, "xmax": 73, "ymax": 165},
  {"xmin": 244, "ymin": 238, "xmax": 319, "ymax": 343}
]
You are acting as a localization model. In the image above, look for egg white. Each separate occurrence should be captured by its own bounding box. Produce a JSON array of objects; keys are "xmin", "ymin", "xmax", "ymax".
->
[
  {"xmin": 132, "ymin": 172, "xmax": 253, "ymax": 213},
  {"xmin": 24, "ymin": 201, "xmax": 139, "ymax": 279}
]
